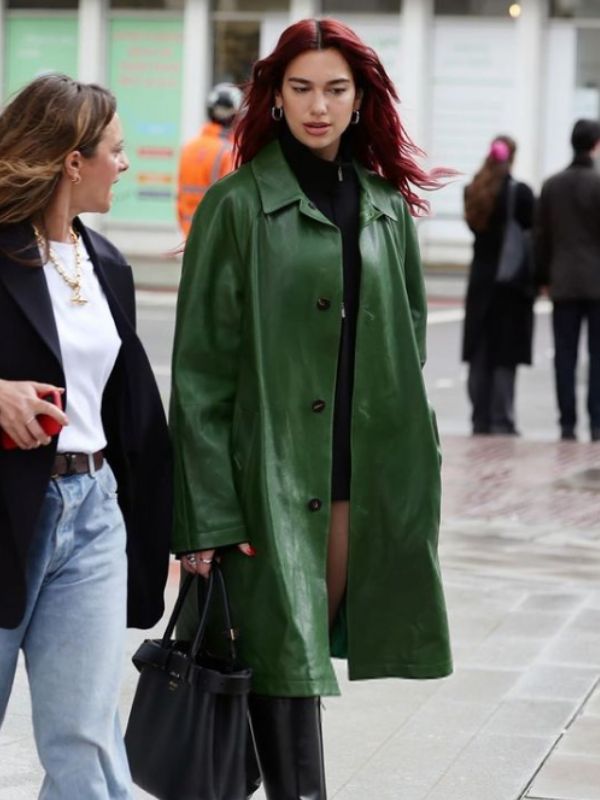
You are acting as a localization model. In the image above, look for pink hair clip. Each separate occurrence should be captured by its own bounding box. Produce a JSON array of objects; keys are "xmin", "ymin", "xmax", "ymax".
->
[{"xmin": 489, "ymin": 140, "xmax": 510, "ymax": 162}]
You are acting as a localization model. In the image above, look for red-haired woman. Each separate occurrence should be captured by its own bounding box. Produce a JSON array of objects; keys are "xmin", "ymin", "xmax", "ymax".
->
[
  {"xmin": 171, "ymin": 18, "xmax": 452, "ymax": 799},
  {"xmin": 463, "ymin": 136, "xmax": 535, "ymax": 436}
]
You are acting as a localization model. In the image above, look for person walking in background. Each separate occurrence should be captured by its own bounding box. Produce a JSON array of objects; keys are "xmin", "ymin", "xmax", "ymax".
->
[
  {"xmin": 0, "ymin": 74, "xmax": 171, "ymax": 799},
  {"xmin": 176, "ymin": 82, "xmax": 242, "ymax": 236},
  {"xmin": 170, "ymin": 18, "xmax": 452, "ymax": 800},
  {"xmin": 535, "ymin": 119, "xmax": 600, "ymax": 442},
  {"xmin": 462, "ymin": 135, "xmax": 535, "ymax": 436}
]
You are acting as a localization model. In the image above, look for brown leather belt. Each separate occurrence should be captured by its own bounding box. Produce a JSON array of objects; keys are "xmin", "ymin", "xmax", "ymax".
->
[{"xmin": 51, "ymin": 451, "xmax": 104, "ymax": 478}]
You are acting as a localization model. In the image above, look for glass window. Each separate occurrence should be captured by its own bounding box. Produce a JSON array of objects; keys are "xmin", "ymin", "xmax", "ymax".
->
[
  {"xmin": 435, "ymin": 0, "xmax": 515, "ymax": 14},
  {"xmin": 7, "ymin": 1, "xmax": 78, "ymax": 7},
  {"xmin": 110, "ymin": 0, "xmax": 183, "ymax": 8},
  {"xmin": 551, "ymin": 0, "xmax": 600, "ymax": 17},
  {"xmin": 574, "ymin": 29, "xmax": 600, "ymax": 118},
  {"xmin": 323, "ymin": 0, "xmax": 401, "ymax": 11},
  {"xmin": 213, "ymin": 21, "xmax": 259, "ymax": 85}
]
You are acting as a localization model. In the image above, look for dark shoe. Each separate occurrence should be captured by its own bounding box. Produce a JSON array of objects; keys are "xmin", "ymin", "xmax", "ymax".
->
[
  {"xmin": 248, "ymin": 695, "xmax": 327, "ymax": 800},
  {"xmin": 591, "ymin": 428, "xmax": 600, "ymax": 442},
  {"xmin": 561, "ymin": 427, "xmax": 577, "ymax": 441}
]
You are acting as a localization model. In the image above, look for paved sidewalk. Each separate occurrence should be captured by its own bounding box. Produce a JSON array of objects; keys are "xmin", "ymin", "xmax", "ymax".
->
[{"xmin": 1, "ymin": 434, "xmax": 599, "ymax": 799}]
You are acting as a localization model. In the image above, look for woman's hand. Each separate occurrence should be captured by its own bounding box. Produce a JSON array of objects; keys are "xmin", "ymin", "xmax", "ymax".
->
[
  {"xmin": 181, "ymin": 542, "xmax": 256, "ymax": 578},
  {"xmin": 0, "ymin": 380, "xmax": 68, "ymax": 450}
]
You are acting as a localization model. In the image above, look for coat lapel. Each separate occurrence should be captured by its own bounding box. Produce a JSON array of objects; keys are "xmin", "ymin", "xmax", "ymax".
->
[{"xmin": 0, "ymin": 222, "xmax": 63, "ymax": 369}]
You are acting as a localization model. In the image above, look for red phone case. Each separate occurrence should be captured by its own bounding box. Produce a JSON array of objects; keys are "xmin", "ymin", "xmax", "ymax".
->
[{"xmin": 0, "ymin": 390, "xmax": 63, "ymax": 450}]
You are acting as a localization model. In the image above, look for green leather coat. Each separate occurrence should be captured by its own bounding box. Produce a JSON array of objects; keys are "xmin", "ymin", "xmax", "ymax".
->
[{"xmin": 170, "ymin": 140, "xmax": 452, "ymax": 696}]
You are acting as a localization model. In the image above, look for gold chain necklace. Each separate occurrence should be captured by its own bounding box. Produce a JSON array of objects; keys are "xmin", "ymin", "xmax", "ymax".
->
[{"xmin": 33, "ymin": 224, "xmax": 87, "ymax": 306}]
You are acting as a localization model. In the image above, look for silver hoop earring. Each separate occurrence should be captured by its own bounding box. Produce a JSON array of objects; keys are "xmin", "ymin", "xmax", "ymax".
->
[
  {"xmin": 271, "ymin": 106, "xmax": 284, "ymax": 122},
  {"xmin": 351, "ymin": 110, "xmax": 360, "ymax": 125}
]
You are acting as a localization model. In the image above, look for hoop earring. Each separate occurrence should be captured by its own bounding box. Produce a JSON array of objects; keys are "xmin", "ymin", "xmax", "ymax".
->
[
  {"xmin": 350, "ymin": 110, "xmax": 360, "ymax": 125},
  {"xmin": 271, "ymin": 106, "xmax": 284, "ymax": 122},
  {"xmin": 71, "ymin": 175, "xmax": 81, "ymax": 184}
]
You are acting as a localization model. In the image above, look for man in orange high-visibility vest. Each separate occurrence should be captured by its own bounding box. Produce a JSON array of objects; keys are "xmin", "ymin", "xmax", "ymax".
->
[{"xmin": 177, "ymin": 83, "xmax": 243, "ymax": 236}]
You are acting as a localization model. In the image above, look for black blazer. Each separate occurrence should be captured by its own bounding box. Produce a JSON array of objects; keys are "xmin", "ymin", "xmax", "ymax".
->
[{"xmin": 0, "ymin": 219, "xmax": 172, "ymax": 630}]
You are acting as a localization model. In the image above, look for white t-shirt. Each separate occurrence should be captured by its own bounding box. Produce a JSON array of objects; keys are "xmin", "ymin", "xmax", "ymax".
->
[{"xmin": 42, "ymin": 237, "xmax": 122, "ymax": 454}]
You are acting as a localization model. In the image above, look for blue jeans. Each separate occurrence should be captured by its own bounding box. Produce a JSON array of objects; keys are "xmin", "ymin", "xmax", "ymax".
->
[
  {"xmin": 0, "ymin": 463, "xmax": 133, "ymax": 800},
  {"xmin": 553, "ymin": 299, "xmax": 600, "ymax": 435}
]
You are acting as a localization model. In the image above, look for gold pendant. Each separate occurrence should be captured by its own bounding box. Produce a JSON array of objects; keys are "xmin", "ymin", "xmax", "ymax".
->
[{"xmin": 71, "ymin": 289, "xmax": 88, "ymax": 306}]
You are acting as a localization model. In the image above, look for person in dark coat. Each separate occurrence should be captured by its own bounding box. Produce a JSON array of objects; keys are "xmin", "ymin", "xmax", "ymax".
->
[
  {"xmin": 462, "ymin": 135, "xmax": 535, "ymax": 435},
  {"xmin": 0, "ymin": 74, "xmax": 171, "ymax": 799},
  {"xmin": 535, "ymin": 118, "xmax": 600, "ymax": 442}
]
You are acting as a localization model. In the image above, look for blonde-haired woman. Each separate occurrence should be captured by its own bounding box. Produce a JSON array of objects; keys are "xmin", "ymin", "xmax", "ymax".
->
[
  {"xmin": 0, "ymin": 74, "xmax": 171, "ymax": 799},
  {"xmin": 463, "ymin": 135, "xmax": 535, "ymax": 435}
]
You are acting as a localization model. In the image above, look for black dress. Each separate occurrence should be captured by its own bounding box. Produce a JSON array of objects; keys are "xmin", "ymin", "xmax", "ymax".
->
[{"xmin": 279, "ymin": 127, "xmax": 361, "ymax": 501}]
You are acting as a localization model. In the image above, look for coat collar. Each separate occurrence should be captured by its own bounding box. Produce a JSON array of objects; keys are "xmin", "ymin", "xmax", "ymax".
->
[{"xmin": 251, "ymin": 139, "xmax": 399, "ymax": 224}]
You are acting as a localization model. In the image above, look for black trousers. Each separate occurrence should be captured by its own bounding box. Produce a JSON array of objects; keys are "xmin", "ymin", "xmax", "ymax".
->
[
  {"xmin": 467, "ymin": 338, "xmax": 517, "ymax": 434},
  {"xmin": 553, "ymin": 299, "xmax": 600, "ymax": 435}
]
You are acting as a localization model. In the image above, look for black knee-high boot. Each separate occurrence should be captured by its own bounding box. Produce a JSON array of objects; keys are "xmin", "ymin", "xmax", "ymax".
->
[{"xmin": 247, "ymin": 694, "xmax": 327, "ymax": 800}]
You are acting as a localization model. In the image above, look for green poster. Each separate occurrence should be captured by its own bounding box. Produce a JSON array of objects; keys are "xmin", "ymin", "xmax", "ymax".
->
[
  {"xmin": 4, "ymin": 15, "xmax": 78, "ymax": 101},
  {"xmin": 108, "ymin": 17, "xmax": 183, "ymax": 225}
]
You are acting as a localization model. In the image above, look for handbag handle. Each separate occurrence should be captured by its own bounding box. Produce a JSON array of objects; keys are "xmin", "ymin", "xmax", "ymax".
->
[
  {"xmin": 190, "ymin": 565, "xmax": 238, "ymax": 664},
  {"xmin": 159, "ymin": 565, "xmax": 239, "ymax": 665}
]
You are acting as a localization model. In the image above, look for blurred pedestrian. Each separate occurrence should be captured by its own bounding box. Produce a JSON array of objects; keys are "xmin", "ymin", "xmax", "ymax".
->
[
  {"xmin": 0, "ymin": 74, "xmax": 171, "ymax": 799},
  {"xmin": 463, "ymin": 135, "xmax": 535, "ymax": 435},
  {"xmin": 176, "ymin": 82, "xmax": 242, "ymax": 236},
  {"xmin": 170, "ymin": 17, "xmax": 452, "ymax": 800},
  {"xmin": 535, "ymin": 118, "xmax": 600, "ymax": 442}
]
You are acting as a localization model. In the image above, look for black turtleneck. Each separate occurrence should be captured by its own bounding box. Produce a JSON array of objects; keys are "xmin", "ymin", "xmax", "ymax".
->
[{"xmin": 279, "ymin": 126, "xmax": 361, "ymax": 501}]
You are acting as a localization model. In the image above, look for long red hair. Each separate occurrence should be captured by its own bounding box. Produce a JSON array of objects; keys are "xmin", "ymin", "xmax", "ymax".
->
[{"xmin": 235, "ymin": 18, "xmax": 451, "ymax": 216}]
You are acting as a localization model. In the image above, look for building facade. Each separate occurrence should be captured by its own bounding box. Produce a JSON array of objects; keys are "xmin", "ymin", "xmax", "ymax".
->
[{"xmin": 1, "ymin": 0, "xmax": 599, "ymax": 264}]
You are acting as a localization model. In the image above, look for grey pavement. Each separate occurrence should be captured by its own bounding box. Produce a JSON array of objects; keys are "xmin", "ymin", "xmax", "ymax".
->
[{"xmin": 2, "ymin": 277, "xmax": 600, "ymax": 799}]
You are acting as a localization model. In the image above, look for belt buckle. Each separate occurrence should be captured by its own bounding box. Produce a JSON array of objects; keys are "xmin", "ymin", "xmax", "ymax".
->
[{"xmin": 64, "ymin": 453, "xmax": 78, "ymax": 476}]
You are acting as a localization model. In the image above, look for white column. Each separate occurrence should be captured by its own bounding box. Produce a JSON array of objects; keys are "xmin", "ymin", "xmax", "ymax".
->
[
  {"xmin": 398, "ymin": 0, "xmax": 432, "ymax": 150},
  {"xmin": 289, "ymin": 0, "xmax": 317, "ymax": 24},
  {"xmin": 513, "ymin": 0, "xmax": 546, "ymax": 187},
  {"xmin": 181, "ymin": 0, "xmax": 210, "ymax": 142},
  {"xmin": 78, "ymin": 0, "xmax": 107, "ymax": 83}
]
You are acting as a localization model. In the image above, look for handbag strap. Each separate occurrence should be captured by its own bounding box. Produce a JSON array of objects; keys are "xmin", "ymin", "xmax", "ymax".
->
[
  {"xmin": 159, "ymin": 571, "xmax": 196, "ymax": 647},
  {"xmin": 190, "ymin": 565, "xmax": 238, "ymax": 664},
  {"xmin": 505, "ymin": 178, "xmax": 517, "ymax": 221},
  {"xmin": 159, "ymin": 565, "xmax": 239, "ymax": 664}
]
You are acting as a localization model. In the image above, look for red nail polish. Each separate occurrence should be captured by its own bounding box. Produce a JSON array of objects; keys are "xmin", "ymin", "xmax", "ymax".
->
[{"xmin": 247, "ymin": 545, "xmax": 257, "ymax": 557}]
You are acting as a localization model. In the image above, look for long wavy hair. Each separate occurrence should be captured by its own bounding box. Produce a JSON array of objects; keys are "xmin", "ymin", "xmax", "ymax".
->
[
  {"xmin": 464, "ymin": 135, "xmax": 516, "ymax": 232},
  {"xmin": 235, "ymin": 18, "xmax": 452, "ymax": 216},
  {"xmin": 0, "ymin": 73, "xmax": 116, "ymax": 227}
]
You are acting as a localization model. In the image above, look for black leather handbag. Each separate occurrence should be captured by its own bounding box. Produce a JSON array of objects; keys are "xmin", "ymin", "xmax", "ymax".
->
[{"xmin": 125, "ymin": 566, "xmax": 252, "ymax": 800}]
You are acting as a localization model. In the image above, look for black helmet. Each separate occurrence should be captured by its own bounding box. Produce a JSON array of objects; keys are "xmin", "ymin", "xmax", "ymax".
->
[{"xmin": 207, "ymin": 83, "xmax": 243, "ymax": 124}]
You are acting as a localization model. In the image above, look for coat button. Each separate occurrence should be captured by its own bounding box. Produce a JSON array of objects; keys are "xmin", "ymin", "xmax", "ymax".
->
[
  {"xmin": 316, "ymin": 297, "xmax": 331, "ymax": 310},
  {"xmin": 308, "ymin": 498, "xmax": 322, "ymax": 512},
  {"xmin": 311, "ymin": 399, "xmax": 326, "ymax": 413}
]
